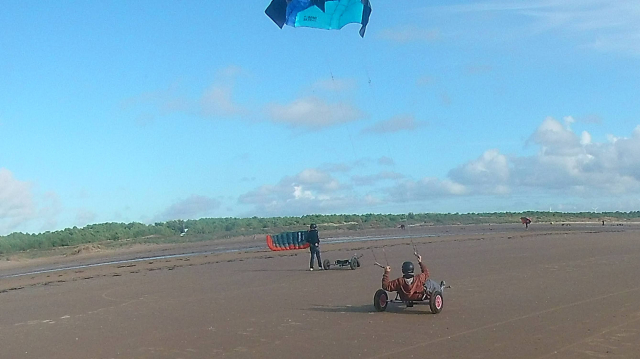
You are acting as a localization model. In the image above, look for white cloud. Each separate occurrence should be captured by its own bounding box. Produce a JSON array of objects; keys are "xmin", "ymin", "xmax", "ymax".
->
[
  {"xmin": 449, "ymin": 149, "xmax": 510, "ymax": 186},
  {"xmin": 267, "ymin": 96, "xmax": 364, "ymax": 129},
  {"xmin": 361, "ymin": 115, "xmax": 426, "ymax": 134},
  {"xmin": 387, "ymin": 177, "xmax": 468, "ymax": 202},
  {"xmin": 122, "ymin": 65, "xmax": 247, "ymax": 123},
  {"xmin": 509, "ymin": 118, "xmax": 640, "ymax": 194},
  {"xmin": 580, "ymin": 131, "xmax": 592, "ymax": 145},
  {"xmin": 0, "ymin": 168, "xmax": 36, "ymax": 234},
  {"xmin": 38, "ymin": 191, "xmax": 62, "ymax": 232},
  {"xmin": 238, "ymin": 117, "xmax": 640, "ymax": 215},
  {"xmin": 384, "ymin": 116, "xmax": 640, "ymax": 205},
  {"xmin": 352, "ymin": 171, "xmax": 404, "ymax": 186},
  {"xmin": 200, "ymin": 84, "xmax": 243, "ymax": 117},
  {"xmin": 238, "ymin": 168, "xmax": 359, "ymax": 215},
  {"xmin": 199, "ymin": 65, "xmax": 246, "ymax": 117},
  {"xmin": 528, "ymin": 116, "xmax": 584, "ymax": 156},
  {"xmin": 378, "ymin": 156, "xmax": 395, "ymax": 166},
  {"xmin": 75, "ymin": 208, "xmax": 97, "ymax": 227},
  {"xmin": 438, "ymin": 0, "xmax": 640, "ymax": 56},
  {"xmin": 154, "ymin": 195, "xmax": 221, "ymax": 222}
]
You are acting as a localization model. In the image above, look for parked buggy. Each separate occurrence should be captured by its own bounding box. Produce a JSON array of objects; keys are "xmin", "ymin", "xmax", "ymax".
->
[{"xmin": 322, "ymin": 254, "xmax": 362, "ymax": 270}]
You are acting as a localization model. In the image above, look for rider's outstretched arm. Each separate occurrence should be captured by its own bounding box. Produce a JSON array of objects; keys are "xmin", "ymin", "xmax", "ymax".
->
[
  {"xmin": 418, "ymin": 258, "xmax": 429, "ymax": 277},
  {"xmin": 382, "ymin": 268, "xmax": 400, "ymax": 292}
]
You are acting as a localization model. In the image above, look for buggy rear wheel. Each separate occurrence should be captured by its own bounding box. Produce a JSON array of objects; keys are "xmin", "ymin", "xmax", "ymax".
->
[
  {"xmin": 322, "ymin": 259, "xmax": 331, "ymax": 270},
  {"xmin": 430, "ymin": 291, "xmax": 443, "ymax": 314},
  {"xmin": 374, "ymin": 289, "xmax": 388, "ymax": 312}
]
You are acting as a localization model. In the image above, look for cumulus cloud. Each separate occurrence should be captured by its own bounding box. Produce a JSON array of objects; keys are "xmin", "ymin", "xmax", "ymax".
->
[
  {"xmin": 385, "ymin": 116, "xmax": 640, "ymax": 206},
  {"xmin": 239, "ymin": 168, "xmax": 359, "ymax": 215},
  {"xmin": 0, "ymin": 168, "xmax": 37, "ymax": 234},
  {"xmin": 510, "ymin": 119, "xmax": 640, "ymax": 194},
  {"xmin": 122, "ymin": 65, "xmax": 247, "ymax": 124},
  {"xmin": 387, "ymin": 177, "xmax": 468, "ymax": 202},
  {"xmin": 440, "ymin": 0, "xmax": 640, "ymax": 56},
  {"xmin": 449, "ymin": 149, "xmax": 510, "ymax": 186},
  {"xmin": 75, "ymin": 208, "xmax": 97, "ymax": 227},
  {"xmin": 154, "ymin": 195, "xmax": 221, "ymax": 222},
  {"xmin": 200, "ymin": 84, "xmax": 243, "ymax": 117},
  {"xmin": 578, "ymin": 114, "xmax": 603, "ymax": 124},
  {"xmin": 239, "ymin": 116, "xmax": 640, "ymax": 215},
  {"xmin": 352, "ymin": 171, "xmax": 404, "ymax": 186},
  {"xmin": 266, "ymin": 96, "xmax": 364, "ymax": 129},
  {"xmin": 378, "ymin": 156, "xmax": 395, "ymax": 166},
  {"xmin": 528, "ymin": 116, "xmax": 583, "ymax": 156},
  {"xmin": 361, "ymin": 115, "xmax": 426, "ymax": 134},
  {"xmin": 38, "ymin": 191, "xmax": 62, "ymax": 232},
  {"xmin": 320, "ymin": 162, "xmax": 354, "ymax": 173}
]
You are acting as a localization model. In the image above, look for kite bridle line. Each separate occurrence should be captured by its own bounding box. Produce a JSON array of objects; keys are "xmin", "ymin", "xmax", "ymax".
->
[
  {"xmin": 382, "ymin": 246, "xmax": 390, "ymax": 266},
  {"xmin": 360, "ymin": 38, "xmax": 391, "ymax": 157},
  {"xmin": 371, "ymin": 248, "xmax": 385, "ymax": 268},
  {"xmin": 410, "ymin": 239, "xmax": 419, "ymax": 257},
  {"xmin": 319, "ymin": 45, "xmax": 359, "ymax": 161}
]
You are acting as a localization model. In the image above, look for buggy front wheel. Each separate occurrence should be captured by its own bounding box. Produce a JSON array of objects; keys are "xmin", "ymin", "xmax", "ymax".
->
[{"xmin": 374, "ymin": 289, "xmax": 388, "ymax": 312}]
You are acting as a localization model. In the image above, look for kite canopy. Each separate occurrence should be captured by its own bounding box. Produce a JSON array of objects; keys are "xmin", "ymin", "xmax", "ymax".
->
[
  {"xmin": 265, "ymin": 0, "xmax": 372, "ymax": 37},
  {"xmin": 266, "ymin": 230, "xmax": 311, "ymax": 251},
  {"xmin": 520, "ymin": 217, "xmax": 532, "ymax": 225}
]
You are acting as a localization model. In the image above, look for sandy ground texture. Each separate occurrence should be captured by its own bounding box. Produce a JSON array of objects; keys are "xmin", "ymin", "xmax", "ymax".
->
[{"xmin": 2, "ymin": 223, "xmax": 640, "ymax": 358}]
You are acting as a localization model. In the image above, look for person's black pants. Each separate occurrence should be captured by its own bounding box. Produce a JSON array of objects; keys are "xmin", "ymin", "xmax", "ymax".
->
[{"xmin": 309, "ymin": 245, "xmax": 322, "ymax": 268}]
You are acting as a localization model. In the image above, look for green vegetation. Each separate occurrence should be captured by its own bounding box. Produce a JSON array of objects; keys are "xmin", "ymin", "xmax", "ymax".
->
[{"xmin": 2, "ymin": 211, "xmax": 639, "ymax": 255}]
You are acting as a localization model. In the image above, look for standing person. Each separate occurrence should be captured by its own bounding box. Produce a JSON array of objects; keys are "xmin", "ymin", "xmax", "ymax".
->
[{"xmin": 307, "ymin": 223, "xmax": 322, "ymax": 271}]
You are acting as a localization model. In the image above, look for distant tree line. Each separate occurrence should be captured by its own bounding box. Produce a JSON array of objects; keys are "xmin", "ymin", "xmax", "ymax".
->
[{"xmin": 1, "ymin": 211, "xmax": 639, "ymax": 255}]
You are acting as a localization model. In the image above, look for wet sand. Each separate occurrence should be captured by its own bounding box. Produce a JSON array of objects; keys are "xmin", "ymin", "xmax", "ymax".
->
[{"xmin": 2, "ymin": 224, "xmax": 640, "ymax": 358}]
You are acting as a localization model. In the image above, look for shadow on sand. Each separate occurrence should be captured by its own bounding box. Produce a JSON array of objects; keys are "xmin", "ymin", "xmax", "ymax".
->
[
  {"xmin": 240, "ymin": 268, "xmax": 312, "ymax": 272},
  {"xmin": 307, "ymin": 304, "xmax": 434, "ymax": 315}
]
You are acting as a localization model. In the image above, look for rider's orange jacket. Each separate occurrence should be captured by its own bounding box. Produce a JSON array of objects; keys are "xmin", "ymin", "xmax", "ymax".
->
[{"xmin": 382, "ymin": 262, "xmax": 430, "ymax": 301}]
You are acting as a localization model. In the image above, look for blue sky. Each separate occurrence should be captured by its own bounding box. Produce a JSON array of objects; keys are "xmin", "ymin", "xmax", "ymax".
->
[{"xmin": 2, "ymin": 0, "xmax": 640, "ymax": 235}]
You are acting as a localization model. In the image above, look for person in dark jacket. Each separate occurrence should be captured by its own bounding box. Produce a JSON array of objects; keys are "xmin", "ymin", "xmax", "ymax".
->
[{"xmin": 307, "ymin": 223, "xmax": 322, "ymax": 271}]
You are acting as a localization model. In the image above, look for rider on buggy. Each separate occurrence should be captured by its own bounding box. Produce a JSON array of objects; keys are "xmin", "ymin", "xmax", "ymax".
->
[{"xmin": 382, "ymin": 253, "xmax": 440, "ymax": 302}]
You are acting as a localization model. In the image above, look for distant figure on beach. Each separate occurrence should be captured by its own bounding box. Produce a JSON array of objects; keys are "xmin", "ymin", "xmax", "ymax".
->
[
  {"xmin": 520, "ymin": 217, "xmax": 532, "ymax": 229},
  {"xmin": 400, "ymin": 224, "xmax": 406, "ymax": 230}
]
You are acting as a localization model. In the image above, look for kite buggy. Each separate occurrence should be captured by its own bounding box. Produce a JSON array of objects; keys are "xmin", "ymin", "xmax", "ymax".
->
[
  {"xmin": 372, "ymin": 242, "xmax": 450, "ymax": 313},
  {"xmin": 373, "ymin": 280, "xmax": 449, "ymax": 313},
  {"xmin": 322, "ymin": 254, "xmax": 363, "ymax": 270}
]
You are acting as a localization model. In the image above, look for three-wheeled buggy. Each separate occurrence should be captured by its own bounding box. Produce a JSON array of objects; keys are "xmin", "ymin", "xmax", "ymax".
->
[
  {"xmin": 322, "ymin": 254, "xmax": 362, "ymax": 270},
  {"xmin": 373, "ymin": 279, "xmax": 449, "ymax": 314}
]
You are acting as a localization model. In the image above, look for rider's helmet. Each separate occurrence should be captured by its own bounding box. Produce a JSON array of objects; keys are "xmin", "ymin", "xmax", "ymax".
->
[
  {"xmin": 310, "ymin": 223, "xmax": 318, "ymax": 230},
  {"xmin": 401, "ymin": 261, "xmax": 414, "ymax": 277}
]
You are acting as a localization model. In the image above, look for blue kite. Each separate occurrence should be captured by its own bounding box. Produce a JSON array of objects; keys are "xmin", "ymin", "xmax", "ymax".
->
[{"xmin": 265, "ymin": 0, "xmax": 372, "ymax": 37}]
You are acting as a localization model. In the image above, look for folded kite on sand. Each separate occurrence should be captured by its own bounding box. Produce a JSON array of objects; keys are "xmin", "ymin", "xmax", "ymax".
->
[{"xmin": 266, "ymin": 230, "xmax": 311, "ymax": 251}]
